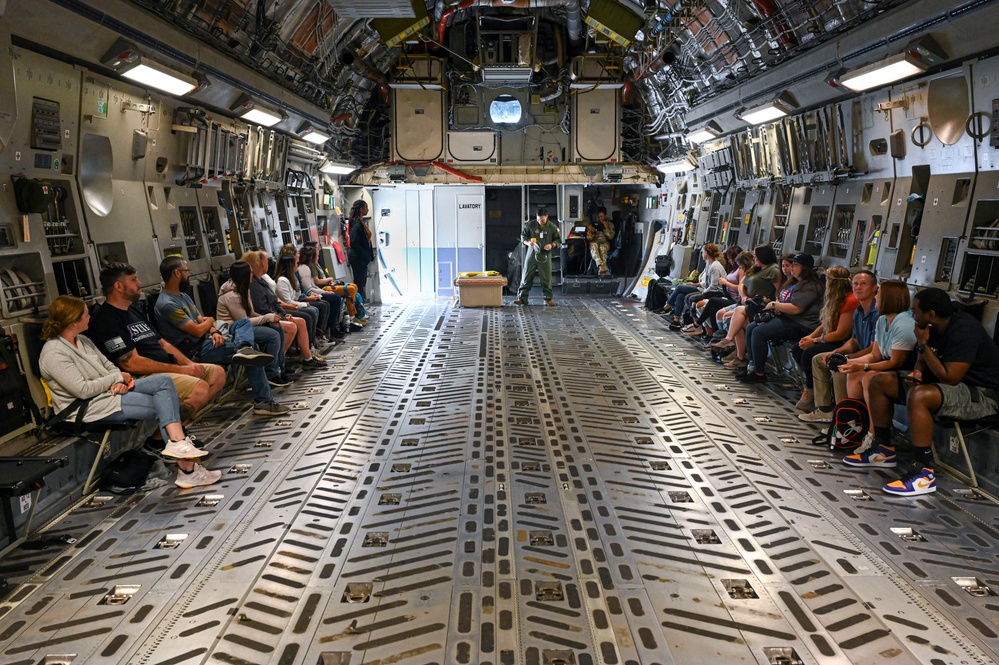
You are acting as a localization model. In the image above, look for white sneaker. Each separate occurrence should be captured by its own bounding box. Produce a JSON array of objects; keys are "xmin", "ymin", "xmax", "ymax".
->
[
  {"xmin": 851, "ymin": 430, "xmax": 877, "ymax": 456},
  {"xmin": 162, "ymin": 436, "xmax": 209, "ymax": 459},
  {"xmin": 798, "ymin": 409, "xmax": 832, "ymax": 423},
  {"xmin": 175, "ymin": 464, "xmax": 222, "ymax": 488}
]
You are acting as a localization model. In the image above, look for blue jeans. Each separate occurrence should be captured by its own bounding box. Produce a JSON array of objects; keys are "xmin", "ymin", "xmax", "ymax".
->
[
  {"xmin": 101, "ymin": 374, "xmax": 182, "ymax": 440},
  {"xmin": 667, "ymin": 284, "xmax": 698, "ymax": 309},
  {"xmin": 256, "ymin": 324, "xmax": 284, "ymax": 380},
  {"xmin": 194, "ymin": 318, "xmax": 276, "ymax": 403},
  {"xmin": 745, "ymin": 317, "xmax": 810, "ymax": 374}
]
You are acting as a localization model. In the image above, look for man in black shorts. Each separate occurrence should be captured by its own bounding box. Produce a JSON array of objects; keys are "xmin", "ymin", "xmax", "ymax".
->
[{"xmin": 843, "ymin": 288, "xmax": 999, "ymax": 496}]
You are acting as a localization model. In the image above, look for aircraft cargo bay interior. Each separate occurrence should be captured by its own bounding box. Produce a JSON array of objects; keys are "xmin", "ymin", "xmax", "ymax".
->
[{"xmin": 1, "ymin": 0, "xmax": 999, "ymax": 663}]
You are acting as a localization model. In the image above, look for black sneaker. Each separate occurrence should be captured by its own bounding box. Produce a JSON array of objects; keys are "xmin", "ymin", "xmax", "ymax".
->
[
  {"xmin": 268, "ymin": 374, "xmax": 293, "ymax": 387},
  {"xmin": 739, "ymin": 372, "xmax": 767, "ymax": 384}
]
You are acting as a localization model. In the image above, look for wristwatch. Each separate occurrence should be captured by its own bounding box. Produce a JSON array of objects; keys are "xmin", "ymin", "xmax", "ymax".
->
[
  {"xmin": 914, "ymin": 342, "xmax": 926, "ymax": 353},
  {"xmin": 864, "ymin": 363, "xmax": 870, "ymax": 371}
]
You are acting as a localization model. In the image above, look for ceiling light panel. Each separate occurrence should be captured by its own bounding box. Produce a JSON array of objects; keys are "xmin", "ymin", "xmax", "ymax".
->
[
  {"xmin": 839, "ymin": 54, "xmax": 925, "ymax": 92},
  {"xmin": 241, "ymin": 107, "xmax": 284, "ymax": 127},
  {"xmin": 120, "ymin": 62, "xmax": 198, "ymax": 96}
]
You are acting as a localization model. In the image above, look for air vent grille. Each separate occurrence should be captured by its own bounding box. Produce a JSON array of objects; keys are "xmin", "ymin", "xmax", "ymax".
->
[{"xmin": 328, "ymin": 0, "xmax": 414, "ymax": 18}]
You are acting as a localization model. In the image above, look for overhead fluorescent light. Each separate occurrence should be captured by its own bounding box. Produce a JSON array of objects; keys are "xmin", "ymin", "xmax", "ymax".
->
[
  {"xmin": 298, "ymin": 122, "xmax": 331, "ymax": 144},
  {"xmin": 656, "ymin": 158, "xmax": 695, "ymax": 174},
  {"xmin": 737, "ymin": 91, "xmax": 797, "ymax": 125},
  {"xmin": 101, "ymin": 38, "xmax": 201, "ymax": 97},
  {"xmin": 230, "ymin": 94, "xmax": 285, "ymax": 127},
  {"xmin": 320, "ymin": 160, "xmax": 357, "ymax": 175},
  {"xmin": 839, "ymin": 37, "xmax": 947, "ymax": 92},
  {"xmin": 686, "ymin": 120, "xmax": 723, "ymax": 144}
]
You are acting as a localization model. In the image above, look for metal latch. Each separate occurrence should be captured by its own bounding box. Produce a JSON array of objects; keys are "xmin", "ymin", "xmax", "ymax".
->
[
  {"xmin": 196, "ymin": 494, "xmax": 224, "ymax": 506},
  {"xmin": 890, "ymin": 527, "xmax": 924, "ymax": 542},
  {"xmin": 362, "ymin": 532, "xmax": 389, "ymax": 547},
  {"xmin": 535, "ymin": 581, "xmax": 564, "ymax": 602},
  {"xmin": 692, "ymin": 529, "xmax": 721, "ymax": 545},
  {"xmin": 529, "ymin": 531, "xmax": 554, "ymax": 546},
  {"xmin": 723, "ymin": 579, "xmax": 759, "ymax": 599},
  {"xmin": 763, "ymin": 647, "xmax": 803, "ymax": 665},
  {"xmin": 101, "ymin": 584, "xmax": 140, "ymax": 605},
  {"xmin": 155, "ymin": 534, "xmax": 188, "ymax": 549},
  {"xmin": 343, "ymin": 582, "xmax": 373, "ymax": 603},
  {"xmin": 542, "ymin": 649, "xmax": 575, "ymax": 665},
  {"xmin": 953, "ymin": 577, "xmax": 993, "ymax": 597}
]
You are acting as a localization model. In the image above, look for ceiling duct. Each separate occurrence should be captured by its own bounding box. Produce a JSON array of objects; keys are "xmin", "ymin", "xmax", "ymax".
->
[
  {"xmin": 328, "ymin": 0, "xmax": 416, "ymax": 19},
  {"xmin": 339, "ymin": 49, "xmax": 391, "ymax": 104}
]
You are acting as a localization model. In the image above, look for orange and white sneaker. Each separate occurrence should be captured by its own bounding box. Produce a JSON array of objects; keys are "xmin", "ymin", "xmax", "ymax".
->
[{"xmin": 883, "ymin": 464, "xmax": 936, "ymax": 496}]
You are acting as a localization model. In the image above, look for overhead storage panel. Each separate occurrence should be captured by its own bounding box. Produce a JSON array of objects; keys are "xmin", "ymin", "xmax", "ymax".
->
[
  {"xmin": 446, "ymin": 132, "xmax": 499, "ymax": 164},
  {"xmin": 392, "ymin": 89, "xmax": 444, "ymax": 162},
  {"xmin": 571, "ymin": 87, "xmax": 619, "ymax": 163}
]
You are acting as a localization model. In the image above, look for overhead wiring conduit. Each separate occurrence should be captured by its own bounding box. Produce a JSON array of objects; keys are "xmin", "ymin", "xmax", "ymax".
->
[{"xmin": 437, "ymin": 0, "xmax": 583, "ymax": 44}]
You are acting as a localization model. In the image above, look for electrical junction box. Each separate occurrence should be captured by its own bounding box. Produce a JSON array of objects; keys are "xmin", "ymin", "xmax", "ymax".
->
[{"xmin": 446, "ymin": 131, "xmax": 499, "ymax": 164}]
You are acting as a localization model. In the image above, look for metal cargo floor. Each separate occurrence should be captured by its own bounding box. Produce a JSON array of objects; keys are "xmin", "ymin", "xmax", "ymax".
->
[{"xmin": 0, "ymin": 297, "xmax": 997, "ymax": 665}]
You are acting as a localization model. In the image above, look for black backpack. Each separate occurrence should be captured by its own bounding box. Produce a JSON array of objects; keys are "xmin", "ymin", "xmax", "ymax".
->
[
  {"xmin": 644, "ymin": 280, "xmax": 671, "ymax": 312},
  {"xmin": 101, "ymin": 449, "xmax": 156, "ymax": 494},
  {"xmin": 812, "ymin": 398, "xmax": 869, "ymax": 450}
]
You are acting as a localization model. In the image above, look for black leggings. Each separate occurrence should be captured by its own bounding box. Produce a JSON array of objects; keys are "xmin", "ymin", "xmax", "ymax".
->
[
  {"xmin": 697, "ymin": 295, "xmax": 735, "ymax": 327},
  {"xmin": 349, "ymin": 255, "xmax": 369, "ymax": 300}
]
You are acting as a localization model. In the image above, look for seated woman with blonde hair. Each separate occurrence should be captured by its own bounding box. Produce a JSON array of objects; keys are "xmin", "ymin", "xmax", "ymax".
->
[
  {"xmin": 39, "ymin": 296, "xmax": 222, "ymax": 488},
  {"xmin": 793, "ymin": 265, "xmax": 859, "ymax": 411}
]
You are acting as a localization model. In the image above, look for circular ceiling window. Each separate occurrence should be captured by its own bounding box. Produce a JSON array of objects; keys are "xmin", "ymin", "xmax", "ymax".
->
[{"xmin": 489, "ymin": 94, "xmax": 522, "ymax": 125}]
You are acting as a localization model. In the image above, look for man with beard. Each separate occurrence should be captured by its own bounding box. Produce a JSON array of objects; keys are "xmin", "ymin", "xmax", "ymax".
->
[
  {"xmin": 87, "ymin": 262, "xmax": 226, "ymax": 422},
  {"xmin": 153, "ymin": 257, "xmax": 289, "ymax": 416}
]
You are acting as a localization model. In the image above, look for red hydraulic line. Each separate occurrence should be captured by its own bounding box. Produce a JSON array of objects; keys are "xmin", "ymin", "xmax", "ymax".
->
[
  {"xmin": 438, "ymin": 0, "xmax": 475, "ymax": 45},
  {"xmin": 750, "ymin": 0, "xmax": 797, "ymax": 49},
  {"xmin": 432, "ymin": 160, "xmax": 483, "ymax": 182}
]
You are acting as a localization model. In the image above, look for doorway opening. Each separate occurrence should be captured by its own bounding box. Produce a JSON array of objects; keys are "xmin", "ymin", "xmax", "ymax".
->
[{"xmin": 485, "ymin": 186, "xmax": 523, "ymax": 291}]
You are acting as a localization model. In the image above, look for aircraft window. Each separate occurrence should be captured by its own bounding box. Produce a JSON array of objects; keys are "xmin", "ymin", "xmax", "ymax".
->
[{"xmin": 489, "ymin": 95, "xmax": 522, "ymax": 124}]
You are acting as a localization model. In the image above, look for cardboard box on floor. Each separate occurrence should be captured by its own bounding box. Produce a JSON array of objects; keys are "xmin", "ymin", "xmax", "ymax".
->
[{"xmin": 454, "ymin": 275, "xmax": 507, "ymax": 307}]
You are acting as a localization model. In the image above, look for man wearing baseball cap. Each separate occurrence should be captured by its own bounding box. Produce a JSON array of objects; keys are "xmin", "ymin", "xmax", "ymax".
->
[{"xmin": 514, "ymin": 206, "xmax": 562, "ymax": 307}]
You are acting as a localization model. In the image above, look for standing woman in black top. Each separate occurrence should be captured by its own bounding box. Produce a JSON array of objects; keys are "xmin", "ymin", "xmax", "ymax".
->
[{"xmin": 347, "ymin": 200, "xmax": 374, "ymax": 300}]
